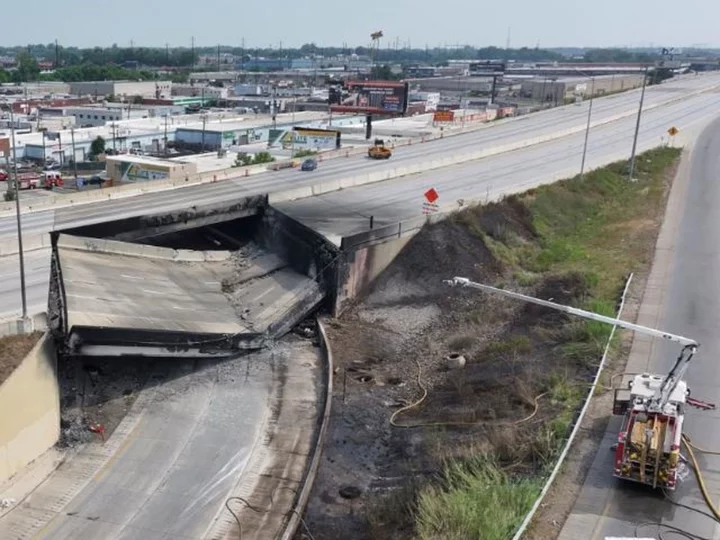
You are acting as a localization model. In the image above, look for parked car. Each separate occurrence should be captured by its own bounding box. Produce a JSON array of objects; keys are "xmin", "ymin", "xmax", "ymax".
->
[{"xmin": 301, "ymin": 158, "xmax": 318, "ymax": 171}]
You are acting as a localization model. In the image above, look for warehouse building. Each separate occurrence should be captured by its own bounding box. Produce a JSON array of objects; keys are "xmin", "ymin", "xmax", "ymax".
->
[
  {"xmin": 69, "ymin": 81, "xmax": 172, "ymax": 99},
  {"xmin": 520, "ymin": 74, "xmax": 645, "ymax": 104}
]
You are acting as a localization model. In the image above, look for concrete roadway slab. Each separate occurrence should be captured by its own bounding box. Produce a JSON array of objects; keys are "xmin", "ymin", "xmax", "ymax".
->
[
  {"xmin": 0, "ymin": 336, "xmax": 323, "ymax": 540},
  {"xmin": 276, "ymin": 89, "xmax": 720, "ymax": 244},
  {"xmin": 559, "ymin": 117, "xmax": 720, "ymax": 539},
  {"xmin": 60, "ymin": 246, "xmax": 246, "ymax": 335},
  {"xmin": 3, "ymin": 74, "xmax": 720, "ymax": 322},
  {"xmin": 56, "ymin": 236, "xmax": 320, "ymax": 340}
]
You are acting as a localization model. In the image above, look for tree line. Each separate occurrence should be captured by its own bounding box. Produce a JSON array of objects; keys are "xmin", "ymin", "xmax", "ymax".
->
[{"xmin": 0, "ymin": 43, "xmax": 704, "ymax": 84}]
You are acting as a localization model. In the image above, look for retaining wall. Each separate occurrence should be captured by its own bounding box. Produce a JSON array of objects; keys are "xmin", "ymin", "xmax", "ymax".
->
[
  {"xmin": 0, "ymin": 333, "xmax": 59, "ymax": 485},
  {"xmin": 259, "ymin": 207, "xmax": 339, "ymax": 306},
  {"xmin": 280, "ymin": 318, "xmax": 334, "ymax": 540}
]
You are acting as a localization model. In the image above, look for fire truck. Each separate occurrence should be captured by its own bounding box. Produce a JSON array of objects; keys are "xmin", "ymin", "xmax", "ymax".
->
[
  {"xmin": 445, "ymin": 277, "xmax": 715, "ymax": 491},
  {"xmin": 8, "ymin": 171, "xmax": 63, "ymax": 190}
]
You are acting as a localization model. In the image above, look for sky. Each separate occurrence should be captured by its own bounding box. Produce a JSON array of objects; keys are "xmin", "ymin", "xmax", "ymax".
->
[{"xmin": 1, "ymin": 0, "xmax": 717, "ymax": 50}]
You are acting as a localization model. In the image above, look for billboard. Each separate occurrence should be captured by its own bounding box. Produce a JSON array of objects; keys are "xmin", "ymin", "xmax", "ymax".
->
[
  {"xmin": 281, "ymin": 127, "xmax": 341, "ymax": 151},
  {"xmin": 469, "ymin": 61, "xmax": 506, "ymax": 76},
  {"xmin": 433, "ymin": 110, "xmax": 455, "ymax": 123},
  {"xmin": 425, "ymin": 92, "xmax": 441, "ymax": 112},
  {"xmin": 119, "ymin": 161, "xmax": 170, "ymax": 182},
  {"xmin": 330, "ymin": 80, "xmax": 409, "ymax": 115}
]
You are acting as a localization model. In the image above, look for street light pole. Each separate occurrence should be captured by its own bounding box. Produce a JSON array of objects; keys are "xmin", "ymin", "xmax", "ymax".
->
[
  {"xmin": 70, "ymin": 127, "xmax": 78, "ymax": 181},
  {"xmin": 580, "ymin": 77, "xmax": 595, "ymax": 181},
  {"xmin": 8, "ymin": 106, "xmax": 28, "ymax": 320},
  {"xmin": 628, "ymin": 66, "xmax": 649, "ymax": 180}
]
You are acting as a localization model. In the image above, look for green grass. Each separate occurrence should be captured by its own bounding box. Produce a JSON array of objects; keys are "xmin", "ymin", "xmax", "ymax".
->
[
  {"xmin": 411, "ymin": 147, "xmax": 682, "ymax": 539},
  {"xmin": 521, "ymin": 147, "xmax": 680, "ymax": 299},
  {"xmin": 416, "ymin": 458, "xmax": 542, "ymax": 540}
]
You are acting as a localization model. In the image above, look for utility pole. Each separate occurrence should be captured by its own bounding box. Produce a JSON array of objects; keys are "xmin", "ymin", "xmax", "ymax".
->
[
  {"xmin": 241, "ymin": 37, "xmax": 245, "ymax": 73},
  {"xmin": 580, "ymin": 77, "xmax": 595, "ymax": 181},
  {"xmin": 7, "ymin": 106, "xmax": 28, "ymax": 321},
  {"xmin": 163, "ymin": 115, "xmax": 168, "ymax": 156},
  {"xmin": 191, "ymin": 36, "xmax": 195, "ymax": 70},
  {"xmin": 217, "ymin": 44, "xmax": 220, "ymax": 72},
  {"xmin": 70, "ymin": 127, "xmax": 78, "ymax": 181},
  {"xmin": 55, "ymin": 39, "xmax": 59, "ymax": 69},
  {"xmin": 628, "ymin": 66, "xmax": 649, "ymax": 180},
  {"xmin": 201, "ymin": 114, "xmax": 207, "ymax": 151}
]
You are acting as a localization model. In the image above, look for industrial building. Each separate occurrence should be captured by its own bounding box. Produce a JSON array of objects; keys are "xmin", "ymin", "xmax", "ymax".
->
[
  {"xmin": 62, "ymin": 104, "xmax": 184, "ymax": 127},
  {"xmin": 173, "ymin": 110, "xmax": 332, "ymax": 150},
  {"xmin": 520, "ymin": 74, "xmax": 646, "ymax": 104},
  {"xmin": 68, "ymin": 81, "xmax": 172, "ymax": 99},
  {"xmin": 172, "ymin": 84, "xmax": 228, "ymax": 100}
]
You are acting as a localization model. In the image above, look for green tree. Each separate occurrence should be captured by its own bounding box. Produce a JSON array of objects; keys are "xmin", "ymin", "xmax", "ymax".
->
[
  {"xmin": 251, "ymin": 152, "xmax": 275, "ymax": 165},
  {"xmin": 0, "ymin": 69, "xmax": 10, "ymax": 83},
  {"xmin": 14, "ymin": 50, "xmax": 40, "ymax": 82},
  {"xmin": 90, "ymin": 136, "xmax": 106, "ymax": 156},
  {"xmin": 370, "ymin": 64, "xmax": 399, "ymax": 80}
]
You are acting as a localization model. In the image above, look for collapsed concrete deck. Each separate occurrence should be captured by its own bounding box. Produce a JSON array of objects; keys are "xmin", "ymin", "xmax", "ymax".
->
[{"xmin": 50, "ymin": 234, "xmax": 325, "ymax": 357}]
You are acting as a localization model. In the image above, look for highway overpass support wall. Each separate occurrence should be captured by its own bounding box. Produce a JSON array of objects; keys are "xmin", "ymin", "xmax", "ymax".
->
[
  {"xmin": 259, "ymin": 207, "xmax": 340, "ymax": 311},
  {"xmin": 0, "ymin": 333, "xmax": 59, "ymax": 485},
  {"xmin": 334, "ymin": 215, "xmax": 441, "ymax": 316}
]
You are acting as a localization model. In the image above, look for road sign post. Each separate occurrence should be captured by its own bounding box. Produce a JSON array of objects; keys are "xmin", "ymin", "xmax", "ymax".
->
[
  {"xmin": 668, "ymin": 126, "xmax": 679, "ymax": 147},
  {"xmin": 423, "ymin": 188, "xmax": 440, "ymax": 215}
]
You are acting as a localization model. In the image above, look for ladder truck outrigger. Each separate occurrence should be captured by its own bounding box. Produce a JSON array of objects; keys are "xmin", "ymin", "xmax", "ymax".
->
[{"xmin": 444, "ymin": 276, "xmax": 715, "ymax": 491}]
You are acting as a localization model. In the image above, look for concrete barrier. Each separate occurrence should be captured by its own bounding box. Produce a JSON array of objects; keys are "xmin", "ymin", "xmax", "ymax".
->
[
  {"xmin": 57, "ymin": 234, "xmax": 233, "ymax": 262},
  {"xmin": 2, "ymin": 81, "xmax": 719, "ymax": 219},
  {"xmin": 280, "ymin": 317, "xmax": 334, "ymax": 540},
  {"xmin": 0, "ymin": 332, "xmax": 59, "ymax": 485},
  {"xmin": 270, "ymin": 102, "xmax": 678, "ymax": 207},
  {"xmin": 0, "ymin": 233, "xmax": 52, "ymax": 257}
]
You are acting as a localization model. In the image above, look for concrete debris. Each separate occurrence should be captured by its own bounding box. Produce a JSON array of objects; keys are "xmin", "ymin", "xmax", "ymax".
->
[{"xmin": 0, "ymin": 498, "xmax": 16, "ymax": 510}]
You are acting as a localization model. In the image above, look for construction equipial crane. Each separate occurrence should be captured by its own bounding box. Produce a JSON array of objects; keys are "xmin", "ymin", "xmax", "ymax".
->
[{"xmin": 444, "ymin": 276, "xmax": 714, "ymax": 490}]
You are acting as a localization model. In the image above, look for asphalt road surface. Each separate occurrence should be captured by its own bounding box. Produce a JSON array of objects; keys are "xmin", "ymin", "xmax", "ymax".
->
[
  {"xmin": 2, "ymin": 73, "xmax": 720, "ymax": 243},
  {"xmin": 2, "ymin": 75, "xmax": 720, "ymax": 321},
  {"xmin": 1, "ymin": 337, "xmax": 322, "ymax": 540},
  {"xmin": 559, "ymin": 117, "xmax": 720, "ymax": 539},
  {"xmin": 278, "ymin": 86, "xmax": 720, "ymax": 243}
]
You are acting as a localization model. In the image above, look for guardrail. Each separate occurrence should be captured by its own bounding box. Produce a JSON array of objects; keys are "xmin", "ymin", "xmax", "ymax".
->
[
  {"xmin": 279, "ymin": 317, "xmax": 334, "ymax": 540},
  {"xmin": 510, "ymin": 273, "xmax": 634, "ymax": 540}
]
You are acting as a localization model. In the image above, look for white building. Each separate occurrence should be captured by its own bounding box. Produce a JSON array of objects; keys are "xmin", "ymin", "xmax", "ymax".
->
[
  {"xmin": 68, "ymin": 81, "xmax": 172, "ymax": 99},
  {"xmin": 172, "ymin": 84, "xmax": 228, "ymax": 99}
]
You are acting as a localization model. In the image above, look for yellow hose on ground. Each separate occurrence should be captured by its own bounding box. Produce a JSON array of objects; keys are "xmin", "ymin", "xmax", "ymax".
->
[
  {"xmin": 389, "ymin": 358, "xmax": 546, "ymax": 428},
  {"xmin": 682, "ymin": 434, "xmax": 720, "ymax": 522}
]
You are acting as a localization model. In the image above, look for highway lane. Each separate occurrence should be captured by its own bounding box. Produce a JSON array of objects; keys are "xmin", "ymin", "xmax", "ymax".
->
[
  {"xmin": 2, "ymin": 76, "xmax": 720, "ymax": 320},
  {"xmin": 1, "ymin": 72, "xmax": 719, "ymax": 242},
  {"xmin": 1, "ymin": 338, "xmax": 323, "ymax": 540},
  {"xmin": 558, "ymin": 117, "xmax": 720, "ymax": 539},
  {"xmin": 0, "ymin": 248, "xmax": 51, "ymax": 322},
  {"xmin": 277, "ymin": 87, "xmax": 720, "ymax": 242}
]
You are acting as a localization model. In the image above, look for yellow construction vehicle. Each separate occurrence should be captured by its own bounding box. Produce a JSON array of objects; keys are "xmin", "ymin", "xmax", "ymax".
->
[{"xmin": 368, "ymin": 138, "xmax": 392, "ymax": 159}]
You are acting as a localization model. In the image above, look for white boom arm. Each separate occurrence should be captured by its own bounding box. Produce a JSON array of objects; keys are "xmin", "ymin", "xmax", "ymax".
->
[{"xmin": 444, "ymin": 277, "xmax": 698, "ymax": 348}]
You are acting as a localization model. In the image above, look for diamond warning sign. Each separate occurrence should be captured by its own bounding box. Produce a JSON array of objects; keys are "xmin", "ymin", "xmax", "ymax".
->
[
  {"xmin": 424, "ymin": 188, "xmax": 439, "ymax": 203},
  {"xmin": 668, "ymin": 126, "xmax": 679, "ymax": 137}
]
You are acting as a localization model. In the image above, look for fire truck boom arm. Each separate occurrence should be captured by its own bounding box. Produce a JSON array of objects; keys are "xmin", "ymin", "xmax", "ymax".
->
[{"xmin": 444, "ymin": 277, "xmax": 698, "ymax": 348}]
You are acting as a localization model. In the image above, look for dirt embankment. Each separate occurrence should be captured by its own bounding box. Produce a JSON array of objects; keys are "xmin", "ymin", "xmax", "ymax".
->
[
  {"xmin": 0, "ymin": 332, "xmax": 43, "ymax": 386},
  {"xmin": 298, "ymin": 147, "xmax": 680, "ymax": 540}
]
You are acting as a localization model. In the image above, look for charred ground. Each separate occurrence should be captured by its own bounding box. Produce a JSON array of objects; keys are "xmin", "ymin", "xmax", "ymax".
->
[{"xmin": 298, "ymin": 147, "xmax": 682, "ymax": 540}]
